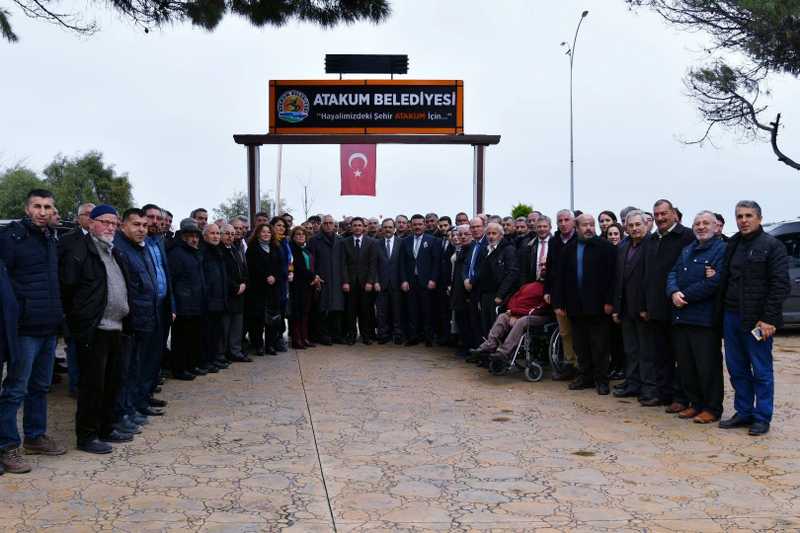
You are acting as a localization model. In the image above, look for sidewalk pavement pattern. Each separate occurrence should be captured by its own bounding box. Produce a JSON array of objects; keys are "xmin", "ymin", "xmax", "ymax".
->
[{"xmin": 2, "ymin": 335, "xmax": 800, "ymax": 532}]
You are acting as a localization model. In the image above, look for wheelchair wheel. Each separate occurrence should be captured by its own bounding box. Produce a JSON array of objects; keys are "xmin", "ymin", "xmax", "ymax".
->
[
  {"xmin": 549, "ymin": 328, "xmax": 567, "ymax": 374},
  {"xmin": 524, "ymin": 362, "xmax": 544, "ymax": 382},
  {"xmin": 488, "ymin": 358, "xmax": 508, "ymax": 376}
]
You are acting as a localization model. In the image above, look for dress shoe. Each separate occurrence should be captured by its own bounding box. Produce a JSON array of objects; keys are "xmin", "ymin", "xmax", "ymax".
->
[
  {"xmin": 405, "ymin": 339, "xmax": 419, "ymax": 347},
  {"xmin": 114, "ymin": 421, "xmax": 141, "ymax": 435},
  {"xmin": 131, "ymin": 413, "xmax": 148, "ymax": 426},
  {"xmin": 568, "ymin": 377, "xmax": 595, "ymax": 391},
  {"xmin": 99, "ymin": 430, "xmax": 134, "ymax": 443},
  {"xmin": 214, "ymin": 359, "xmax": 231, "ymax": 368},
  {"xmin": 393, "ymin": 336, "xmax": 403, "ymax": 345},
  {"xmin": 291, "ymin": 342, "xmax": 306, "ymax": 350},
  {"xmin": 344, "ymin": 338, "xmax": 356, "ymax": 346},
  {"xmin": 693, "ymin": 411, "xmax": 719, "ymax": 424},
  {"xmin": 149, "ymin": 398, "xmax": 168, "ymax": 408},
  {"xmin": 377, "ymin": 337, "xmax": 390, "ymax": 345},
  {"xmin": 362, "ymin": 339, "xmax": 373, "ymax": 346},
  {"xmin": 613, "ymin": 382, "xmax": 627, "ymax": 391},
  {"xmin": 153, "ymin": 386, "xmax": 163, "ymax": 393},
  {"xmin": 274, "ymin": 340, "xmax": 288, "ymax": 353},
  {"xmin": 748, "ymin": 421, "xmax": 770, "ymax": 436},
  {"xmin": 665, "ymin": 402, "xmax": 687, "ymax": 414},
  {"xmin": 639, "ymin": 397, "xmax": 668, "ymax": 407},
  {"xmin": 425, "ymin": 340, "xmax": 433, "ymax": 347},
  {"xmin": 252, "ymin": 349, "xmax": 265, "ymax": 356},
  {"xmin": 190, "ymin": 367, "xmax": 208, "ymax": 376},
  {"xmin": 613, "ymin": 388, "xmax": 640, "ymax": 398},
  {"xmin": 319, "ymin": 336, "xmax": 333, "ymax": 346},
  {"xmin": 551, "ymin": 365, "xmax": 578, "ymax": 381},
  {"xmin": 229, "ymin": 355, "xmax": 253, "ymax": 363},
  {"xmin": 264, "ymin": 346, "xmax": 277, "ymax": 356},
  {"xmin": 173, "ymin": 371, "xmax": 196, "ymax": 381},
  {"xmin": 304, "ymin": 340, "xmax": 316, "ymax": 348},
  {"xmin": 677, "ymin": 407, "xmax": 699, "ymax": 419},
  {"xmin": 137, "ymin": 407, "xmax": 164, "ymax": 417},
  {"xmin": 596, "ymin": 383, "xmax": 610, "ymax": 395},
  {"xmin": 719, "ymin": 413, "xmax": 753, "ymax": 429},
  {"xmin": 78, "ymin": 439, "xmax": 113, "ymax": 454},
  {"xmin": 205, "ymin": 365, "xmax": 220, "ymax": 373}
]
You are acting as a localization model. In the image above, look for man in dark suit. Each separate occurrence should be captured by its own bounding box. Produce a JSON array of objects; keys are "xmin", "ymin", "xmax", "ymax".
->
[
  {"xmin": 376, "ymin": 218, "xmax": 404, "ymax": 344},
  {"xmin": 341, "ymin": 217, "xmax": 378, "ymax": 344},
  {"xmin": 639, "ymin": 199, "xmax": 696, "ymax": 410},
  {"xmin": 611, "ymin": 211, "xmax": 649, "ymax": 398},
  {"xmin": 462, "ymin": 217, "xmax": 487, "ymax": 349},
  {"xmin": 435, "ymin": 218, "xmax": 455, "ymax": 344},
  {"xmin": 553, "ymin": 214, "xmax": 616, "ymax": 395},
  {"xmin": 544, "ymin": 209, "xmax": 578, "ymax": 380},
  {"xmin": 400, "ymin": 214, "xmax": 442, "ymax": 346},
  {"xmin": 517, "ymin": 215, "xmax": 554, "ymax": 286}
]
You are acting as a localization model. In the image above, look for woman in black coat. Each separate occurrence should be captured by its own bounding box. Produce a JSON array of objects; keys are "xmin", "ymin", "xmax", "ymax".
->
[
  {"xmin": 244, "ymin": 224, "xmax": 282, "ymax": 356},
  {"xmin": 288, "ymin": 227, "xmax": 319, "ymax": 349}
]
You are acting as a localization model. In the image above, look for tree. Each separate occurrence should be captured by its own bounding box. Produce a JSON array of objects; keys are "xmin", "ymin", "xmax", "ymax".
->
[
  {"xmin": 511, "ymin": 203, "xmax": 534, "ymax": 219},
  {"xmin": 43, "ymin": 151, "xmax": 134, "ymax": 219},
  {"xmin": 213, "ymin": 190, "xmax": 287, "ymax": 222},
  {"xmin": 627, "ymin": 0, "xmax": 800, "ymax": 170},
  {"xmin": 0, "ymin": 165, "xmax": 44, "ymax": 219},
  {"xmin": 2, "ymin": 0, "xmax": 390, "ymax": 43}
]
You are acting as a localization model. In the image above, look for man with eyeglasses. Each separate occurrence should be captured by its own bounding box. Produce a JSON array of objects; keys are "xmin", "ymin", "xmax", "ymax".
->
[{"xmin": 60, "ymin": 205, "xmax": 134, "ymax": 454}]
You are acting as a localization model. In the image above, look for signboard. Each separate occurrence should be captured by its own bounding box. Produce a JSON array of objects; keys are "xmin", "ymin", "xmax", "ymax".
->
[{"xmin": 269, "ymin": 80, "xmax": 463, "ymax": 134}]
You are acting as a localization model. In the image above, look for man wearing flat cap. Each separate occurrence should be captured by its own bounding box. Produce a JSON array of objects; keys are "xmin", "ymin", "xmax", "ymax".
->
[
  {"xmin": 168, "ymin": 218, "xmax": 208, "ymax": 381},
  {"xmin": 60, "ymin": 204, "xmax": 135, "ymax": 454}
]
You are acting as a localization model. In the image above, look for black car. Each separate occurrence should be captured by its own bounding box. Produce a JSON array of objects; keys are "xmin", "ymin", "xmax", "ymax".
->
[{"xmin": 765, "ymin": 219, "xmax": 800, "ymax": 327}]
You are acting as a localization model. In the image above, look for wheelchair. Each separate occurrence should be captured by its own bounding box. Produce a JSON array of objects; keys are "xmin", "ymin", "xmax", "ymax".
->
[{"xmin": 488, "ymin": 312, "xmax": 567, "ymax": 382}]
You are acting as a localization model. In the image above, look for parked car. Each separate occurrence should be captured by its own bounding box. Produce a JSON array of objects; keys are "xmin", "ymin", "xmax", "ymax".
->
[{"xmin": 765, "ymin": 219, "xmax": 800, "ymax": 327}]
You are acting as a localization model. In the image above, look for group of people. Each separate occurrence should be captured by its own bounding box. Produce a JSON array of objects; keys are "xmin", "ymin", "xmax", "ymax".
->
[{"xmin": 0, "ymin": 189, "xmax": 791, "ymax": 475}]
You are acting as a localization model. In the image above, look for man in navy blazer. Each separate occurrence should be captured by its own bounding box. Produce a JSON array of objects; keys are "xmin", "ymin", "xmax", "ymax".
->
[
  {"xmin": 376, "ymin": 218, "xmax": 404, "ymax": 344},
  {"xmin": 399, "ymin": 214, "xmax": 442, "ymax": 346}
]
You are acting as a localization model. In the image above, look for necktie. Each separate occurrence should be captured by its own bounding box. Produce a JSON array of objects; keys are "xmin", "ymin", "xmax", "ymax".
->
[
  {"xmin": 356, "ymin": 237, "xmax": 361, "ymax": 250},
  {"xmin": 413, "ymin": 236, "xmax": 421, "ymax": 258},
  {"xmin": 386, "ymin": 238, "xmax": 391, "ymax": 256},
  {"xmin": 537, "ymin": 240, "xmax": 547, "ymax": 279}
]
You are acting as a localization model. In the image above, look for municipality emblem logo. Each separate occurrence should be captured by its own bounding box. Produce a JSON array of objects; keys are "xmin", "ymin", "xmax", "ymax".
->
[{"xmin": 278, "ymin": 90, "xmax": 310, "ymax": 123}]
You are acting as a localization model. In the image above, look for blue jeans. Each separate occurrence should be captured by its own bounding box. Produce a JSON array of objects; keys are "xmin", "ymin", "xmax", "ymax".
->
[
  {"xmin": 66, "ymin": 337, "xmax": 80, "ymax": 394},
  {"xmin": 723, "ymin": 311, "xmax": 774, "ymax": 423},
  {"xmin": 0, "ymin": 335, "xmax": 56, "ymax": 449}
]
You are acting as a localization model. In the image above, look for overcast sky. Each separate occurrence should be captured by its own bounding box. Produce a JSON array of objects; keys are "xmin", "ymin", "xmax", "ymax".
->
[{"xmin": 2, "ymin": 0, "xmax": 798, "ymax": 227}]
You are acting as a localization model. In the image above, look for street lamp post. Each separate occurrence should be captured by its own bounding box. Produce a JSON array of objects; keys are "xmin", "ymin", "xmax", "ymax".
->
[{"xmin": 561, "ymin": 10, "xmax": 589, "ymax": 212}]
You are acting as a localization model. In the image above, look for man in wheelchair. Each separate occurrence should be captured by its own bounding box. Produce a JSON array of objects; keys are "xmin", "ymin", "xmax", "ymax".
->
[{"xmin": 467, "ymin": 280, "xmax": 551, "ymax": 363}]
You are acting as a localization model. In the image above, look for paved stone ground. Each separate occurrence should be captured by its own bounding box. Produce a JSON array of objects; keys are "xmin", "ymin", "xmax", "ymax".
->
[{"xmin": 1, "ymin": 333, "xmax": 800, "ymax": 532}]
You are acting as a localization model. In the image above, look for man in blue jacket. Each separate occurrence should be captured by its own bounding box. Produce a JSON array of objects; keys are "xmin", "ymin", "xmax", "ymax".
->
[
  {"xmin": 0, "ymin": 189, "xmax": 67, "ymax": 473},
  {"xmin": 666, "ymin": 211, "xmax": 726, "ymax": 424},
  {"xmin": 399, "ymin": 214, "xmax": 442, "ymax": 346},
  {"xmin": 114, "ymin": 208, "xmax": 163, "ymax": 432}
]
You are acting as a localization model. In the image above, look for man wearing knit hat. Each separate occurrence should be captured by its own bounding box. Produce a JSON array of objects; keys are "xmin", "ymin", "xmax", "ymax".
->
[{"xmin": 60, "ymin": 204, "xmax": 135, "ymax": 454}]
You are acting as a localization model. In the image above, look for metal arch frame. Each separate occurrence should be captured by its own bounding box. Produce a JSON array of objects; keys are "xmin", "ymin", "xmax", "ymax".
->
[{"xmin": 233, "ymin": 134, "xmax": 501, "ymax": 223}]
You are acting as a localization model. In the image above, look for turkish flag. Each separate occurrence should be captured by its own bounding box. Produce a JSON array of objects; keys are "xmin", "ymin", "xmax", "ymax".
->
[{"xmin": 340, "ymin": 144, "xmax": 377, "ymax": 196}]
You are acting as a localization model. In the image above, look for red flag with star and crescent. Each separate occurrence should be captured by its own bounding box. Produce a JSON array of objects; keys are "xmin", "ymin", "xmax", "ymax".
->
[{"xmin": 340, "ymin": 144, "xmax": 377, "ymax": 196}]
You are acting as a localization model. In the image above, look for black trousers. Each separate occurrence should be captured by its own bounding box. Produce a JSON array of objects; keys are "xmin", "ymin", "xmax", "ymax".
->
[
  {"xmin": 172, "ymin": 316, "xmax": 203, "ymax": 373},
  {"xmin": 479, "ymin": 293, "xmax": 499, "ymax": 338},
  {"xmin": 672, "ymin": 324, "xmax": 724, "ymax": 417},
  {"xmin": 376, "ymin": 289, "xmax": 404, "ymax": 340},
  {"xmin": 405, "ymin": 278, "xmax": 434, "ymax": 342},
  {"xmin": 640, "ymin": 319, "xmax": 687, "ymax": 403},
  {"xmin": 76, "ymin": 329, "xmax": 127, "ymax": 443},
  {"xmin": 344, "ymin": 283, "xmax": 375, "ymax": 341},
  {"xmin": 466, "ymin": 293, "xmax": 483, "ymax": 347},
  {"xmin": 621, "ymin": 317, "xmax": 646, "ymax": 393},
  {"xmin": 609, "ymin": 322, "xmax": 625, "ymax": 372},
  {"xmin": 571, "ymin": 315, "xmax": 611, "ymax": 385},
  {"xmin": 204, "ymin": 312, "xmax": 225, "ymax": 366}
]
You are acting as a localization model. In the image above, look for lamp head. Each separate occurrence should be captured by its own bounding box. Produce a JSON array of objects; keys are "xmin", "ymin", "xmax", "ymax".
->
[{"xmin": 582, "ymin": 10, "xmax": 589, "ymax": 17}]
